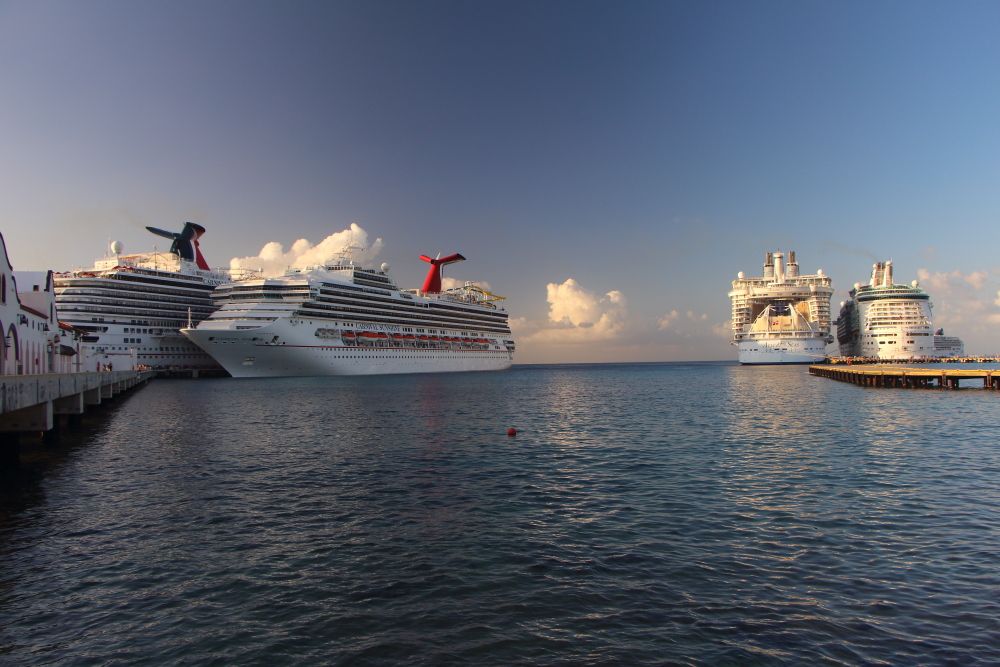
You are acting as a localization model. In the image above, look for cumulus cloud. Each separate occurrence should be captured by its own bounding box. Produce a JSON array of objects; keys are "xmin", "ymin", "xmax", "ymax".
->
[
  {"xmin": 912, "ymin": 267, "xmax": 1000, "ymax": 349},
  {"xmin": 521, "ymin": 278, "xmax": 630, "ymax": 344},
  {"xmin": 657, "ymin": 310, "xmax": 679, "ymax": 329},
  {"xmin": 441, "ymin": 276, "xmax": 491, "ymax": 292},
  {"xmin": 712, "ymin": 320, "xmax": 733, "ymax": 338},
  {"xmin": 230, "ymin": 223, "xmax": 383, "ymax": 278},
  {"xmin": 687, "ymin": 311, "xmax": 707, "ymax": 321},
  {"xmin": 918, "ymin": 268, "xmax": 988, "ymax": 293}
]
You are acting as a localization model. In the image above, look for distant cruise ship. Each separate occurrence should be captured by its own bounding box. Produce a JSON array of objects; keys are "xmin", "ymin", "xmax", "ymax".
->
[
  {"xmin": 182, "ymin": 243, "xmax": 515, "ymax": 377},
  {"xmin": 54, "ymin": 223, "xmax": 256, "ymax": 371},
  {"xmin": 729, "ymin": 251, "xmax": 834, "ymax": 364},
  {"xmin": 835, "ymin": 260, "xmax": 952, "ymax": 359},
  {"xmin": 933, "ymin": 329, "xmax": 965, "ymax": 358}
]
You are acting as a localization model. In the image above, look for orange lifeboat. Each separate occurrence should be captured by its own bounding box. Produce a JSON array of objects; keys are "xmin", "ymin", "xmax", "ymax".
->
[{"xmin": 359, "ymin": 331, "xmax": 378, "ymax": 346}]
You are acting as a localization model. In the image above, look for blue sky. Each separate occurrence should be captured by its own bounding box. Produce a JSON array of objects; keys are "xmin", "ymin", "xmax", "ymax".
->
[{"xmin": 2, "ymin": 1, "xmax": 999, "ymax": 362}]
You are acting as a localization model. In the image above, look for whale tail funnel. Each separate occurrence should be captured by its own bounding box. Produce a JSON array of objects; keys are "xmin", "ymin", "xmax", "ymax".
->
[
  {"xmin": 146, "ymin": 222, "xmax": 210, "ymax": 270},
  {"xmin": 420, "ymin": 253, "xmax": 466, "ymax": 293}
]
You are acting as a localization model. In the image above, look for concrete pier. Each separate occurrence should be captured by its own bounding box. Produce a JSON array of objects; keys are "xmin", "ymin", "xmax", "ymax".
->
[
  {"xmin": 0, "ymin": 370, "xmax": 153, "ymax": 470},
  {"xmin": 810, "ymin": 365, "xmax": 1000, "ymax": 390}
]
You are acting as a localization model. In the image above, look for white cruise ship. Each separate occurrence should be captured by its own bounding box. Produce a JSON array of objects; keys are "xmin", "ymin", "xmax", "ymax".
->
[
  {"xmin": 54, "ymin": 223, "xmax": 257, "ymax": 371},
  {"xmin": 933, "ymin": 329, "xmax": 965, "ymax": 358},
  {"xmin": 729, "ymin": 251, "xmax": 834, "ymax": 364},
  {"xmin": 835, "ymin": 260, "xmax": 937, "ymax": 359},
  {"xmin": 182, "ymin": 244, "xmax": 515, "ymax": 377}
]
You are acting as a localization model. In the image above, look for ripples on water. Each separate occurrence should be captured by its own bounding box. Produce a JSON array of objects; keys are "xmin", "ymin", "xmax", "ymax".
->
[{"xmin": 2, "ymin": 362, "xmax": 999, "ymax": 665}]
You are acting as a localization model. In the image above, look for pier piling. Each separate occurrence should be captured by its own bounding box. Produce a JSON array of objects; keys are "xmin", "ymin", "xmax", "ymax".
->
[{"xmin": 811, "ymin": 364, "xmax": 998, "ymax": 391}]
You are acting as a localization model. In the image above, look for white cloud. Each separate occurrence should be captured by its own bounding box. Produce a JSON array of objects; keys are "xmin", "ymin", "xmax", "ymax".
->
[
  {"xmin": 657, "ymin": 310, "xmax": 679, "ymax": 329},
  {"xmin": 687, "ymin": 311, "xmax": 707, "ymax": 321},
  {"xmin": 914, "ymin": 267, "xmax": 1000, "ymax": 350},
  {"xmin": 441, "ymin": 276, "xmax": 491, "ymax": 292},
  {"xmin": 918, "ymin": 268, "xmax": 988, "ymax": 293},
  {"xmin": 712, "ymin": 320, "xmax": 733, "ymax": 338},
  {"xmin": 230, "ymin": 223, "xmax": 384, "ymax": 278},
  {"xmin": 522, "ymin": 278, "xmax": 629, "ymax": 344}
]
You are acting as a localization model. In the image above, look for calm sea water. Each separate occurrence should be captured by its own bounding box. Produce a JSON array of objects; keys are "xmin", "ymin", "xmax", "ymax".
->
[{"xmin": 2, "ymin": 362, "xmax": 1000, "ymax": 666}]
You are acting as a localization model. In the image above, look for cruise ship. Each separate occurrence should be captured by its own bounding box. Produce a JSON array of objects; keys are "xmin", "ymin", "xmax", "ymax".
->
[
  {"xmin": 182, "ymin": 244, "xmax": 515, "ymax": 377},
  {"xmin": 835, "ymin": 260, "xmax": 937, "ymax": 359},
  {"xmin": 54, "ymin": 223, "xmax": 256, "ymax": 371},
  {"xmin": 933, "ymin": 329, "xmax": 965, "ymax": 358},
  {"xmin": 729, "ymin": 251, "xmax": 834, "ymax": 364}
]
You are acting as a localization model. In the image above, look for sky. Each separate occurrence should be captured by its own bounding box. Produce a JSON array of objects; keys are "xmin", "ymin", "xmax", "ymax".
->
[{"xmin": 2, "ymin": 1, "xmax": 999, "ymax": 363}]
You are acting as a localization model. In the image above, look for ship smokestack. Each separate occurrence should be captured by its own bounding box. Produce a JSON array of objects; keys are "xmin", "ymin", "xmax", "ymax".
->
[
  {"xmin": 763, "ymin": 252, "xmax": 774, "ymax": 278},
  {"xmin": 773, "ymin": 251, "xmax": 785, "ymax": 284},
  {"xmin": 786, "ymin": 250, "xmax": 799, "ymax": 277},
  {"xmin": 419, "ymin": 253, "xmax": 466, "ymax": 293}
]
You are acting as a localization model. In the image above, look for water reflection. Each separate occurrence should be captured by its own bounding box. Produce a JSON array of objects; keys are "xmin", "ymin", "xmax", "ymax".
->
[{"xmin": 2, "ymin": 364, "xmax": 1000, "ymax": 665}]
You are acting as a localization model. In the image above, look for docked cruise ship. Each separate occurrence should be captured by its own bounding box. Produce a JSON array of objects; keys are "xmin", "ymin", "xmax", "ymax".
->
[
  {"xmin": 729, "ymin": 251, "xmax": 834, "ymax": 364},
  {"xmin": 182, "ymin": 245, "xmax": 515, "ymax": 377},
  {"xmin": 933, "ymin": 329, "xmax": 965, "ymax": 358},
  {"xmin": 835, "ymin": 260, "xmax": 938, "ymax": 359},
  {"xmin": 54, "ymin": 223, "xmax": 256, "ymax": 371}
]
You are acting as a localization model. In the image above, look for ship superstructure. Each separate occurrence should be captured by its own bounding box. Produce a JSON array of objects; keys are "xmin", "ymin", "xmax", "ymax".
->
[
  {"xmin": 729, "ymin": 251, "xmax": 834, "ymax": 364},
  {"xmin": 182, "ymin": 244, "xmax": 515, "ymax": 377},
  {"xmin": 835, "ymin": 260, "xmax": 937, "ymax": 359},
  {"xmin": 54, "ymin": 223, "xmax": 257, "ymax": 371}
]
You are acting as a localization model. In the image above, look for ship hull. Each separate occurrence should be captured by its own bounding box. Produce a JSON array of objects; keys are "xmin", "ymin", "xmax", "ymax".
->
[
  {"xmin": 737, "ymin": 338, "xmax": 828, "ymax": 365},
  {"xmin": 184, "ymin": 321, "xmax": 513, "ymax": 378}
]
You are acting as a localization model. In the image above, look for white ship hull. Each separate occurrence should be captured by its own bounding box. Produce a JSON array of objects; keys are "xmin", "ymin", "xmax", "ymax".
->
[
  {"xmin": 737, "ymin": 338, "xmax": 828, "ymax": 365},
  {"xmin": 184, "ymin": 319, "xmax": 513, "ymax": 377}
]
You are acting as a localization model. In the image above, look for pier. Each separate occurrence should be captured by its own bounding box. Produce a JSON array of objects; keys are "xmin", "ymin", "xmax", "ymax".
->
[
  {"xmin": 1, "ymin": 369, "xmax": 154, "ymax": 470},
  {"xmin": 810, "ymin": 364, "xmax": 1000, "ymax": 390}
]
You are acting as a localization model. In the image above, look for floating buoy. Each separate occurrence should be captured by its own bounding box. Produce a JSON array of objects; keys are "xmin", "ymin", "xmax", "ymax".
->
[{"xmin": 507, "ymin": 428, "xmax": 516, "ymax": 437}]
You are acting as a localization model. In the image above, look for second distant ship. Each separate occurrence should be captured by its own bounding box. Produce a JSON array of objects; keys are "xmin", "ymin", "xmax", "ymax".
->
[{"xmin": 729, "ymin": 251, "xmax": 834, "ymax": 364}]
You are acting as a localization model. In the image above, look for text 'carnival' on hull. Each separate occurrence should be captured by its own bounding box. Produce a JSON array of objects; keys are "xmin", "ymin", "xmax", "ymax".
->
[
  {"xmin": 834, "ymin": 260, "xmax": 963, "ymax": 360},
  {"xmin": 729, "ymin": 251, "xmax": 834, "ymax": 365},
  {"xmin": 182, "ymin": 244, "xmax": 515, "ymax": 377}
]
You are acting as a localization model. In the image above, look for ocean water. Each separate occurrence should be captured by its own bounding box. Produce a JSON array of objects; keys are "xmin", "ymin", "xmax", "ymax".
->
[{"xmin": 2, "ymin": 362, "xmax": 999, "ymax": 666}]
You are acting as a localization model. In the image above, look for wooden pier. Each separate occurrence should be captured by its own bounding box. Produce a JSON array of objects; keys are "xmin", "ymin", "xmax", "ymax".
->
[{"xmin": 810, "ymin": 364, "xmax": 1000, "ymax": 390}]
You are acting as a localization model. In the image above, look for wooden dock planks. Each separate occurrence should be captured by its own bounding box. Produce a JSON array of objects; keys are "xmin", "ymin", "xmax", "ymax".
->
[{"xmin": 809, "ymin": 365, "xmax": 1000, "ymax": 389}]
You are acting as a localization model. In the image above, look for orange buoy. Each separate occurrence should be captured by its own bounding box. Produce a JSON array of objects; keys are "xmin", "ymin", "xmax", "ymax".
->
[{"xmin": 507, "ymin": 428, "xmax": 516, "ymax": 437}]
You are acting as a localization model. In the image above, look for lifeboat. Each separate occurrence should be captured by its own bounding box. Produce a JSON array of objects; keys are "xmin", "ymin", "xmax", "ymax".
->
[
  {"xmin": 461, "ymin": 337, "xmax": 473, "ymax": 347},
  {"xmin": 359, "ymin": 331, "xmax": 378, "ymax": 346},
  {"xmin": 341, "ymin": 330, "xmax": 357, "ymax": 346},
  {"xmin": 417, "ymin": 334, "xmax": 429, "ymax": 348},
  {"xmin": 376, "ymin": 332, "xmax": 389, "ymax": 347},
  {"xmin": 404, "ymin": 334, "xmax": 417, "ymax": 347},
  {"xmin": 391, "ymin": 333, "xmax": 404, "ymax": 347},
  {"xmin": 474, "ymin": 338, "xmax": 489, "ymax": 348},
  {"xmin": 429, "ymin": 335, "xmax": 441, "ymax": 348}
]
